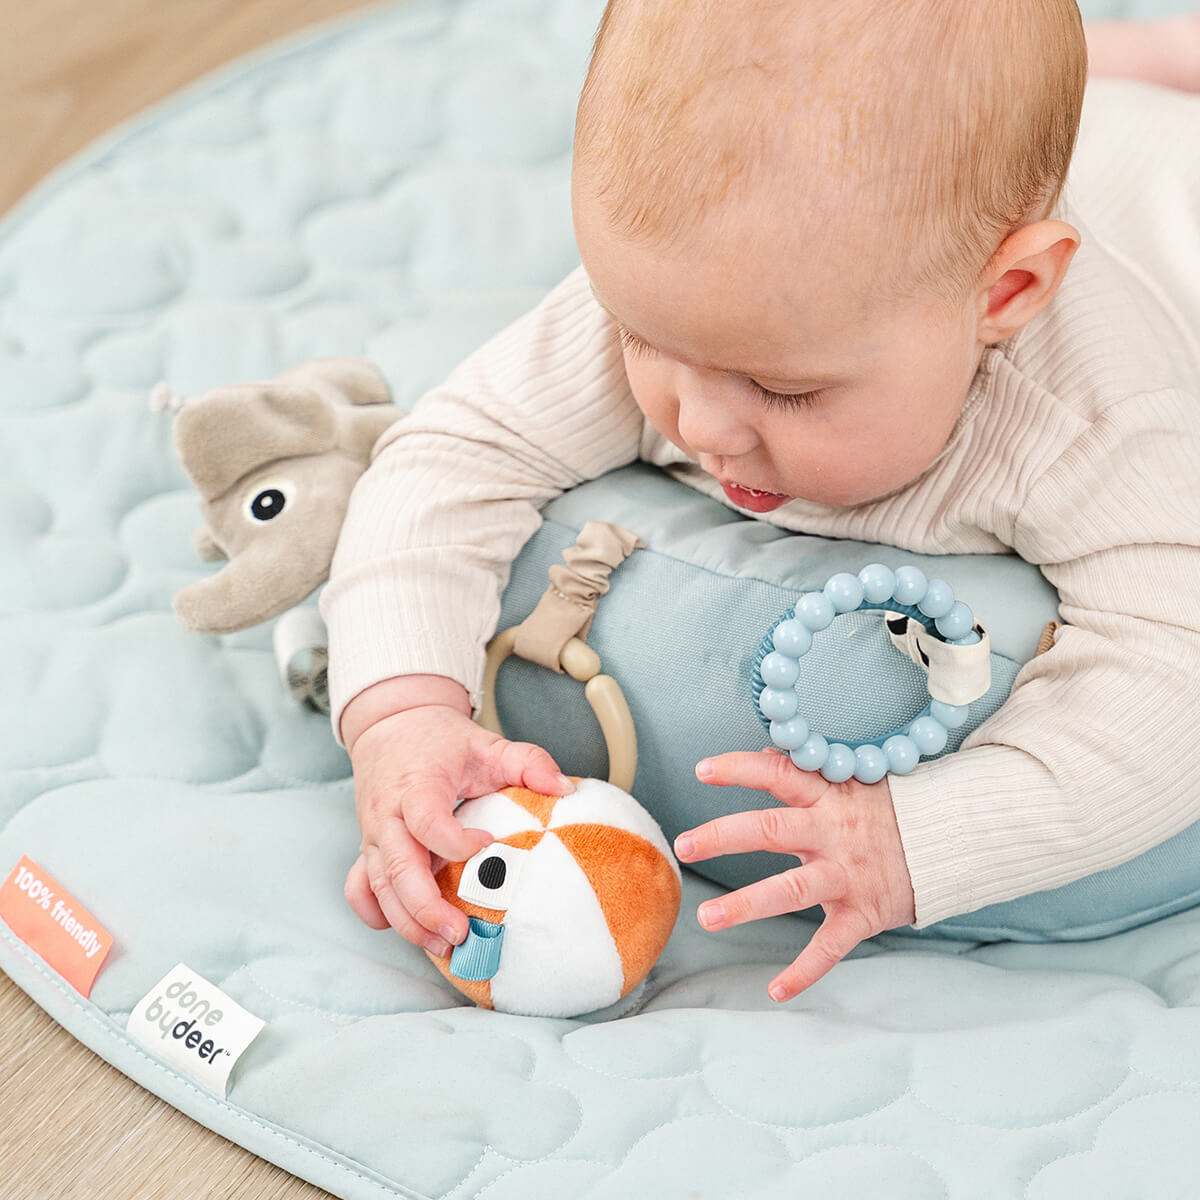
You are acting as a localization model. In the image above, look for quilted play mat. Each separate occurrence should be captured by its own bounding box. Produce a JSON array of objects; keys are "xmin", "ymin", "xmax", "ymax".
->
[{"xmin": 4, "ymin": 0, "xmax": 1200, "ymax": 1197}]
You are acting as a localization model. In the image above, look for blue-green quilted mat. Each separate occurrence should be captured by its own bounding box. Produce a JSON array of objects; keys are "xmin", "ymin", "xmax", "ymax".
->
[{"xmin": 4, "ymin": 2, "xmax": 1200, "ymax": 1197}]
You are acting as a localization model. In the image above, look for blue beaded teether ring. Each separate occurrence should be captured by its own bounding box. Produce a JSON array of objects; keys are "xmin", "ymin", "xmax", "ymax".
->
[{"xmin": 751, "ymin": 564, "xmax": 981, "ymax": 784}]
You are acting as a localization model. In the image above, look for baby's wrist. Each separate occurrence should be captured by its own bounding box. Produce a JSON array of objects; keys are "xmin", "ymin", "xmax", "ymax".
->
[{"xmin": 340, "ymin": 674, "xmax": 471, "ymax": 751}]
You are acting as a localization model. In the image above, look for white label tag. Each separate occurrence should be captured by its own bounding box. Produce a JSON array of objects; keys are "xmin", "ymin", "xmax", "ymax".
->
[{"xmin": 126, "ymin": 963, "xmax": 265, "ymax": 1097}]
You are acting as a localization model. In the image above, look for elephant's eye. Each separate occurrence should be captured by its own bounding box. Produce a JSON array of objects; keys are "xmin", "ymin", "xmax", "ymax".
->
[
  {"xmin": 251, "ymin": 489, "xmax": 286, "ymax": 520},
  {"xmin": 456, "ymin": 843, "xmax": 529, "ymax": 910},
  {"xmin": 242, "ymin": 477, "xmax": 295, "ymax": 524}
]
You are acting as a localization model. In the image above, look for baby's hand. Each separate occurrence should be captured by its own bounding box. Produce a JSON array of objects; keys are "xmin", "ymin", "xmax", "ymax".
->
[
  {"xmin": 344, "ymin": 688, "xmax": 570, "ymax": 957},
  {"xmin": 674, "ymin": 749, "xmax": 916, "ymax": 1002}
]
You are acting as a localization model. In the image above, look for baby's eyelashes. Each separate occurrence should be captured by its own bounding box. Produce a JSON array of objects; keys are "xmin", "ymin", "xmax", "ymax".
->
[
  {"xmin": 748, "ymin": 380, "xmax": 823, "ymax": 410},
  {"xmin": 617, "ymin": 323, "xmax": 822, "ymax": 410},
  {"xmin": 616, "ymin": 325, "xmax": 657, "ymax": 359}
]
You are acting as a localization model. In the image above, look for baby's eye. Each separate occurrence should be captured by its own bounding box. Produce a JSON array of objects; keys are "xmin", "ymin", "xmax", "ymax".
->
[
  {"xmin": 749, "ymin": 380, "xmax": 822, "ymax": 410},
  {"xmin": 456, "ymin": 842, "xmax": 529, "ymax": 910}
]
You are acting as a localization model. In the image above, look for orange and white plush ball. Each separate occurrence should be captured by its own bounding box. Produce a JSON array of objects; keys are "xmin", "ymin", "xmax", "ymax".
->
[{"xmin": 427, "ymin": 778, "xmax": 681, "ymax": 1017}]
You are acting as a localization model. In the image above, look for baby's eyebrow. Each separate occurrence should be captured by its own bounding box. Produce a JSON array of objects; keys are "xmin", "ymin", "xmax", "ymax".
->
[{"xmin": 590, "ymin": 285, "xmax": 840, "ymax": 389}]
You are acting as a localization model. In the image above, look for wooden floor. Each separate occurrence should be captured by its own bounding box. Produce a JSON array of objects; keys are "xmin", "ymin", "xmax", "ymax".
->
[
  {"xmin": 0, "ymin": 5, "xmax": 380, "ymax": 1195},
  {"xmin": 0, "ymin": 0, "xmax": 380, "ymax": 217}
]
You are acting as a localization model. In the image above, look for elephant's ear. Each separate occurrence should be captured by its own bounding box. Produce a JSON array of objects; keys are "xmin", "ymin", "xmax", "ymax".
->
[{"xmin": 175, "ymin": 385, "xmax": 336, "ymax": 500}]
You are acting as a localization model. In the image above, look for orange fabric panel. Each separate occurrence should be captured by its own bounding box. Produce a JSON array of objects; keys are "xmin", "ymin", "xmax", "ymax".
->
[
  {"xmin": 553, "ymin": 825, "xmax": 680, "ymax": 996},
  {"xmin": 499, "ymin": 786, "xmax": 559, "ymax": 829}
]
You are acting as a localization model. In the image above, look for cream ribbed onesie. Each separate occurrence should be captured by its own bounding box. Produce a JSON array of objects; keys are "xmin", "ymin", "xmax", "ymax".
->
[{"xmin": 322, "ymin": 80, "xmax": 1200, "ymax": 927}]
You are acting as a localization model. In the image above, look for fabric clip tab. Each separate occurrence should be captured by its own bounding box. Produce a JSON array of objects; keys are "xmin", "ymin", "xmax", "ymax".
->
[{"xmin": 449, "ymin": 917, "xmax": 505, "ymax": 982}]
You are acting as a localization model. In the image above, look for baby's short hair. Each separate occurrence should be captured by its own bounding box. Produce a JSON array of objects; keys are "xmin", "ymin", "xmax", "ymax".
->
[{"xmin": 575, "ymin": 0, "xmax": 1088, "ymax": 300}]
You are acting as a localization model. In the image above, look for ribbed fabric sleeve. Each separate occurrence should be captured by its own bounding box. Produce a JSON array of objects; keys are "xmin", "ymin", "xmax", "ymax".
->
[
  {"xmin": 889, "ymin": 389, "xmax": 1200, "ymax": 924},
  {"xmin": 323, "ymin": 79, "xmax": 1200, "ymax": 926},
  {"xmin": 321, "ymin": 267, "xmax": 643, "ymax": 728}
]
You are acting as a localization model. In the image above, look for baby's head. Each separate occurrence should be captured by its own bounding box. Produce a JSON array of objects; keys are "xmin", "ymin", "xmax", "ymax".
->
[{"xmin": 572, "ymin": 0, "xmax": 1087, "ymax": 508}]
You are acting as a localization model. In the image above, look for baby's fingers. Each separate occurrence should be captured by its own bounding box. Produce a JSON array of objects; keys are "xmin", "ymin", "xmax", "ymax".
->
[
  {"xmin": 363, "ymin": 833, "xmax": 466, "ymax": 953},
  {"xmin": 418, "ymin": 811, "xmax": 493, "ymax": 866},
  {"xmin": 697, "ymin": 750, "xmax": 831, "ymax": 806},
  {"xmin": 675, "ymin": 805, "xmax": 819, "ymax": 862},
  {"xmin": 695, "ymin": 860, "xmax": 844, "ymax": 931},
  {"xmin": 482, "ymin": 738, "xmax": 575, "ymax": 799},
  {"xmin": 344, "ymin": 854, "xmax": 389, "ymax": 930},
  {"xmin": 767, "ymin": 909, "xmax": 873, "ymax": 1002}
]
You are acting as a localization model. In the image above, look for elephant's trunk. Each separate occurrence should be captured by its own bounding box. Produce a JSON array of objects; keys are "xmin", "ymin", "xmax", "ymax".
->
[{"xmin": 173, "ymin": 540, "xmax": 334, "ymax": 634}]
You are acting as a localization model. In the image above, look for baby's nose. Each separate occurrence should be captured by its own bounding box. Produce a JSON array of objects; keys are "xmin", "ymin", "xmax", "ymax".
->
[{"xmin": 675, "ymin": 372, "xmax": 759, "ymax": 457}]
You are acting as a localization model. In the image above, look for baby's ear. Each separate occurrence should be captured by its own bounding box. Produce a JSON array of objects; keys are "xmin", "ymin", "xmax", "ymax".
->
[{"xmin": 976, "ymin": 220, "xmax": 1080, "ymax": 345}]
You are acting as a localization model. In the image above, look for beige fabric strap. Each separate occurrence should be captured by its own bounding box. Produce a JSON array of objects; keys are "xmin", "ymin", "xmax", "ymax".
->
[
  {"xmin": 1036, "ymin": 621, "xmax": 1062, "ymax": 656},
  {"xmin": 512, "ymin": 521, "xmax": 643, "ymax": 671}
]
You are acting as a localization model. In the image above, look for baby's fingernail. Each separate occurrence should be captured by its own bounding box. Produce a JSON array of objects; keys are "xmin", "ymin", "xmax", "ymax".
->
[
  {"xmin": 440, "ymin": 924, "xmax": 463, "ymax": 946},
  {"xmin": 699, "ymin": 901, "xmax": 724, "ymax": 929},
  {"xmin": 425, "ymin": 935, "xmax": 451, "ymax": 958},
  {"xmin": 768, "ymin": 984, "xmax": 788, "ymax": 1003},
  {"xmin": 556, "ymin": 774, "xmax": 576, "ymax": 793},
  {"xmin": 674, "ymin": 833, "xmax": 695, "ymax": 859},
  {"xmin": 696, "ymin": 759, "xmax": 714, "ymax": 781}
]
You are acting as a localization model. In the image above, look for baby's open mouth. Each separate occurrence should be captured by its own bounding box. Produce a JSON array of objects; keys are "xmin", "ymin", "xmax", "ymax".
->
[{"xmin": 720, "ymin": 480, "xmax": 791, "ymax": 513}]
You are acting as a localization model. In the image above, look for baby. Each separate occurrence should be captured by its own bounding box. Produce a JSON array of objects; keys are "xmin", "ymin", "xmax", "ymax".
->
[{"xmin": 324, "ymin": 0, "xmax": 1200, "ymax": 1002}]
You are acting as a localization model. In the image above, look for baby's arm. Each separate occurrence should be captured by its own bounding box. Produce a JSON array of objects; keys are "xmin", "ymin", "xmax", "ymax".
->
[
  {"xmin": 323, "ymin": 269, "xmax": 644, "ymax": 948},
  {"xmin": 324, "ymin": 267, "xmax": 642, "ymax": 726},
  {"xmin": 889, "ymin": 390, "xmax": 1200, "ymax": 926}
]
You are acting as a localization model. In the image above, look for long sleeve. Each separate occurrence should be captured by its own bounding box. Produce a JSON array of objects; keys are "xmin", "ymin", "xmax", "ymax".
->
[
  {"xmin": 320, "ymin": 268, "xmax": 643, "ymax": 734},
  {"xmin": 887, "ymin": 388, "xmax": 1200, "ymax": 925}
]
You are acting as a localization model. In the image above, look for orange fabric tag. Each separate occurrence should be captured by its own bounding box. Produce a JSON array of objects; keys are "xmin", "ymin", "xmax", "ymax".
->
[{"xmin": 0, "ymin": 856, "xmax": 114, "ymax": 997}]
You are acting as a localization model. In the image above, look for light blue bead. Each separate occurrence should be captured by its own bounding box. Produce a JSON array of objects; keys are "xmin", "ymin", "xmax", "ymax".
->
[
  {"xmin": 760, "ymin": 651, "xmax": 801, "ymax": 689},
  {"xmin": 790, "ymin": 733, "xmax": 829, "ymax": 772},
  {"xmin": 824, "ymin": 572, "xmax": 865, "ymax": 614},
  {"xmin": 769, "ymin": 714, "xmax": 810, "ymax": 750},
  {"xmin": 930, "ymin": 700, "xmax": 970, "ymax": 729},
  {"xmin": 909, "ymin": 716, "xmax": 949, "ymax": 756},
  {"xmin": 892, "ymin": 565, "xmax": 928, "ymax": 606},
  {"xmin": 821, "ymin": 743, "xmax": 856, "ymax": 783},
  {"xmin": 853, "ymin": 744, "xmax": 889, "ymax": 784},
  {"xmin": 858, "ymin": 563, "xmax": 896, "ymax": 605},
  {"xmin": 759, "ymin": 686, "xmax": 799, "ymax": 721},
  {"xmin": 917, "ymin": 578, "xmax": 955, "ymax": 619},
  {"xmin": 883, "ymin": 734, "xmax": 920, "ymax": 775},
  {"xmin": 950, "ymin": 631, "xmax": 982, "ymax": 646},
  {"xmin": 772, "ymin": 618, "xmax": 812, "ymax": 657},
  {"xmin": 935, "ymin": 601, "xmax": 974, "ymax": 640},
  {"xmin": 796, "ymin": 591, "xmax": 835, "ymax": 631}
]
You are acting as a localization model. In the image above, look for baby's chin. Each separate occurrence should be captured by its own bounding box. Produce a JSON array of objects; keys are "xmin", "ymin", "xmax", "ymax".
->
[{"xmin": 760, "ymin": 476, "xmax": 922, "ymax": 512}]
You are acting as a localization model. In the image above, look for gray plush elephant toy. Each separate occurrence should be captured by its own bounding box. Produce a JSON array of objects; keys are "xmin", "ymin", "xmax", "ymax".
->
[{"xmin": 162, "ymin": 357, "xmax": 402, "ymax": 636}]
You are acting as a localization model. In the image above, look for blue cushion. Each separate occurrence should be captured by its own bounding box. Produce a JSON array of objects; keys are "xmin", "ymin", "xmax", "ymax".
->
[{"xmin": 495, "ymin": 464, "xmax": 1200, "ymax": 941}]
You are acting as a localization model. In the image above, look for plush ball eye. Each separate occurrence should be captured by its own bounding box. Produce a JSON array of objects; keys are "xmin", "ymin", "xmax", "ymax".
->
[
  {"xmin": 242, "ymin": 478, "xmax": 295, "ymax": 525},
  {"xmin": 457, "ymin": 843, "xmax": 529, "ymax": 910},
  {"xmin": 250, "ymin": 488, "xmax": 286, "ymax": 521},
  {"xmin": 477, "ymin": 855, "xmax": 507, "ymax": 889}
]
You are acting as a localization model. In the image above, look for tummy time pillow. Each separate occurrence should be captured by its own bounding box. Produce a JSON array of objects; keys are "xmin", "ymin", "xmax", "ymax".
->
[{"xmin": 427, "ymin": 779, "xmax": 681, "ymax": 1018}]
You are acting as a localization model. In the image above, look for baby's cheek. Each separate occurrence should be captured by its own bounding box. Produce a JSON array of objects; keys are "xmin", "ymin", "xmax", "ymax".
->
[{"xmin": 623, "ymin": 356, "xmax": 669, "ymax": 420}]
